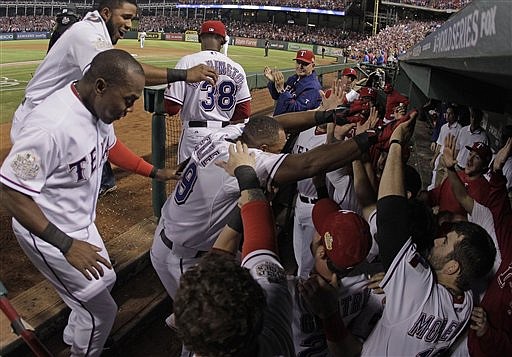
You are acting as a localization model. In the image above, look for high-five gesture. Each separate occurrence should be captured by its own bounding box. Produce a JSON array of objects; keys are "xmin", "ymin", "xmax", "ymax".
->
[{"xmin": 442, "ymin": 134, "xmax": 458, "ymax": 169}]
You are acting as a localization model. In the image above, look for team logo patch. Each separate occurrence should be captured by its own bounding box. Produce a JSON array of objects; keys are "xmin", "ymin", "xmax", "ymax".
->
[
  {"xmin": 11, "ymin": 151, "xmax": 40, "ymax": 180},
  {"xmin": 255, "ymin": 261, "xmax": 285, "ymax": 283},
  {"xmin": 94, "ymin": 37, "xmax": 112, "ymax": 50},
  {"xmin": 324, "ymin": 232, "xmax": 333, "ymax": 251}
]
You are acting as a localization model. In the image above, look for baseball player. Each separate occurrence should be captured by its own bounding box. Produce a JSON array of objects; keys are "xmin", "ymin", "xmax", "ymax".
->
[
  {"xmin": 292, "ymin": 199, "xmax": 384, "ymax": 356},
  {"xmin": 164, "ymin": 20, "xmax": 250, "ymax": 164},
  {"xmin": 174, "ymin": 142, "xmax": 294, "ymax": 356},
  {"xmin": 138, "ymin": 30, "xmax": 147, "ymax": 48},
  {"xmin": 10, "ymin": 0, "xmax": 217, "ymax": 143},
  {"xmin": 223, "ymin": 33, "xmax": 230, "ymax": 56},
  {"xmin": 0, "ymin": 50, "xmax": 150, "ymax": 357},
  {"xmin": 151, "ymin": 110, "xmax": 382, "ymax": 300},
  {"xmin": 311, "ymin": 117, "xmax": 497, "ymax": 356},
  {"xmin": 291, "ymin": 125, "xmax": 327, "ymax": 277}
]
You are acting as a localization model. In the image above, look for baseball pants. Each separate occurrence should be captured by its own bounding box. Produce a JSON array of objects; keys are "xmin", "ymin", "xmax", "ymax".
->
[
  {"xmin": 293, "ymin": 196, "xmax": 316, "ymax": 278},
  {"xmin": 13, "ymin": 220, "xmax": 117, "ymax": 357}
]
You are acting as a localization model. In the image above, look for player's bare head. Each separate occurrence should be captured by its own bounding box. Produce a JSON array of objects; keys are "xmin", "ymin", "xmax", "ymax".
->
[
  {"xmin": 81, "ymin": 49, "xmax": 145, "ymax": 123},
  {"xmin": 242, "ymin": 116, "xmax": 286, "ymax": 154},
  {"xmin": 174, "ymin": 252, "xmax": 266, "ymax": 356},
  {"xmin": 97, "ymin": 0, "xmax": 137, "ymax": 44},
  {"xmin": 96, "ymin": 0, "xmax": 137, "ymax": 11},
  {"xmin": 445, "ymin": 222, "xmax": 496, "ymax": 291},
  {"xmin": 84, "ymin": 49, "xmax": 143, "ymax": 86}
]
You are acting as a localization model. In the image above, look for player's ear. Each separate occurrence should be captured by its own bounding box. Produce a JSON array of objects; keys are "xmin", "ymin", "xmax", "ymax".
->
[
  {"xmin": 443, "ymin": 259, "xmax": 460, "ymax": 276},
  {"xmin": 259, "ymin": 144, "xmax": 268, "ymax": 152},
  {"xmin": 99, "ymin": 6, "xmax": 112, "ymax": 21},
  {"xmin": 95, "ymin": 78, "xmax": 108, "ymax": 95}
]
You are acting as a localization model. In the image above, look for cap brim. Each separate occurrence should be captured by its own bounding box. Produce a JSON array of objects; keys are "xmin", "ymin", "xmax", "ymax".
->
[
  {"xmin": 312, "ymin": 199, "xmax": 339, "ymax": 233},
  {"xmin": 293, "ymin": 58, "xmax": 313, "ymax": 63}
]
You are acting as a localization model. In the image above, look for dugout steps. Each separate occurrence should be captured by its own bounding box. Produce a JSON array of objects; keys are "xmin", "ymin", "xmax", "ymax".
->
[{"xmin": 0, "ymin": 217, "xmax": 165, "ymax": 356}]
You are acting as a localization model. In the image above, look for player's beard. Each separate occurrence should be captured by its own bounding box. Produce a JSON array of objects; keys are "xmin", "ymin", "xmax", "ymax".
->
[
  {"xmin": 427, "ymin": 250, "xmax": 451, "ymax": 272},
  {"xmin": 106, "ymin": 18, "xmax": 119, "ymax": 45}
]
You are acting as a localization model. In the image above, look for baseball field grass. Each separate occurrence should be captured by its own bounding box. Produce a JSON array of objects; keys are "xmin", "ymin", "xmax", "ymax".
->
[{"xmin": 0, "ymin": 39, "xmax": 336, "ymax": 124}]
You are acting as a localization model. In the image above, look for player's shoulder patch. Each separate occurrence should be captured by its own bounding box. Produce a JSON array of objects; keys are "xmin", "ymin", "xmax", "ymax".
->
[
  {"xmin": 255, "ymin": 261, "xmax": 286, "ymax": 284},
  {"xmin": 408, "ymin": 252, "xmax": 429, "ymax": 270},
  {"xmin": 10, "ymin": 151, "xmax": 40, "ymax": 180}
]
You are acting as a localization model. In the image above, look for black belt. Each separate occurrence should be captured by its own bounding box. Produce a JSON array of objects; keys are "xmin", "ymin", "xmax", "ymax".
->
[
  {"xmin": 299, "ymin": 195, "xmax": 318, "ymax": 204},
  {"xmin": 188, "ymin": 121, "xmax": 230, "ymax": 128},
  {"xmin": 160, "ymin": 229, "xmax": 207, "ymax": 258}
]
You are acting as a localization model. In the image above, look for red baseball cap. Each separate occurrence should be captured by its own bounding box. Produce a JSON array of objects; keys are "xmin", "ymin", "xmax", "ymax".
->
[
  {"xmin": 358, "ymin": 87, "xmax": 377, "ymax": 100},
  {"xmin": 200, "ymin": 20, "xmax": 226, "ymax": 37},
  {"xmin": 342, "ymin": 67, "xmax": 357, "ymax": 79},
  {"xmin": 465, "ymin": 142, "xmax": 492, "ymax": 164},
  {"xmin": 312, "ymin": 199, "xmax": 372, "ymax": 271},
  {"xmin": 294, "ymin": 49, "xmax": 315, "ymax": 64}
]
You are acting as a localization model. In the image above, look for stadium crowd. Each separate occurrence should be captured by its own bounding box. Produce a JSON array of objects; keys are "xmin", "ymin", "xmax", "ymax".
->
[
  {"xmin": 0, "ymin": 15, "xmax": 54, "ymax": 32},
  {"xmin": 384, "ymin": 0, "xmax": 471, "ymax": 10},
  {"xmin": 176, "ymin": 0, "xmax": 351, "ymax": 12}
]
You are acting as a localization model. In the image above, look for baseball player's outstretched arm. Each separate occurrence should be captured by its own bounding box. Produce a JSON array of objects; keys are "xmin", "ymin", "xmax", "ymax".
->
[
  {"xmin": 216, "ymin": 142, "xmax": 277, "ymax": 257},
  {"xmin": 140, "ymin": 63, "xmax": 218, "ymax": 86},
  {"xmin": 377, "ymin": 116, "xmax": 416, "ymax": 269},
  {"xmin": 0, "ymin": 184, "xmax": 112, "ymax": 280},
  {"xmin": 443, "ymin": 134, "xmax": 474, "ymax": 213}
]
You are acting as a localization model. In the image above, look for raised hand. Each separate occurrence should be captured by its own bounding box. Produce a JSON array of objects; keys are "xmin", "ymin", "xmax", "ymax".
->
[
  {"xmin": 470, "ymin": 306, "xmax": 489, "ymax": 337},
  {"xmin": 493, "ymin": 137, "xmax": 512, "ymax": 172},
  {"xmin": 442, "ymin": 134, "xmax": 458, "ymax": 169},
  {"xmin": 273, "ymin": 69, "xmax": 285, "ymax": 93},
  {"xmin": 321, "ymin": 79, "xmax": 348, "ymax": 111},
  {"xmin": 155, "ymin": 167, "xmax": 181, "ymax": 181},
  {"xmin": 389, "ymin": 111, "xmax": 417, "ymax": 145},
  {"xmin": 186, "ymin": 64, "xmax": 218, "ymax": 86},
  {"xmin": 64, "ymin": 240, "xmax": 112, "ymax": 280},
  {"xmin": 215, "ymin": 141, "xmax": 256, "ymax": 176},
  {"xmin": 263, "ymin": 66, "xmax": 274, "ymax": 82},
  {"xmin": 356, "ymin": 106, "xmax": 379, "ymax": 135}
]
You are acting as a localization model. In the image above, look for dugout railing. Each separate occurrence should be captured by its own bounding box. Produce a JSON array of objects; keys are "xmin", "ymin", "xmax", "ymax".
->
[{"xmin": 144, "ymin": 63, "xmax": 357, "ymax": 217}]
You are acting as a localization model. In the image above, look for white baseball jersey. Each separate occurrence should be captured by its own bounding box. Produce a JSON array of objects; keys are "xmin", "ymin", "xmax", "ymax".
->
[
  {"xmin": 289, "ymin": 263, "xmax": 384, "ymax": 356},
  {"xmin": 161, "ymin": 127, "xmax": 287, "ymax": 251},
  {"xmin": 292, "ymin": 127, "xmax": 326, "ymax": 277},
  {"xmin": 361, "ymin": 238, "xmax": 472, "ymax": 357},
  {"xmin": 223, "ymin": 35, "xmax": 230, "ymax": 56},
  {"xmin": 10, "ymin": 11, "xmax": 112, "ymax": 142},
  {"xmin": 243, "ymin": 250, "xmax": 295, "ymax": 357},
  {"xmin": 164, "ymin": 50, "xmax": 251, "ymax": 162},
  {"xmin": 151, "ymin": 127, "xmax": 287, "ymax": 300},
  {"xmin": 0, "ymin": 84, "xmax": 117, "ymax": 356},
  {"xmin": 139, "ymin": 31, "xmax": 147, "ymax": 48},
  {"xmin": 326, "ymin": 166, "xmax": 361, "ymax": 214}
]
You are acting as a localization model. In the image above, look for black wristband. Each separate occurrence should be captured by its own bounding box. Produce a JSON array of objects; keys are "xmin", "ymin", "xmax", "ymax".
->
[
  {"xmin": 149, "ymin": 166, "xmax": 158, "ymax": 179},
  {"xmin": 353, "ymin": 132, "xmax": 370, "ymax": 152},
  {"xmin": 314, "ymin": 110, "xmax": 333, "ymax": 126},
  {"xmin": 167, "ymin": 68, "xmax": 187, "ymax": 83},
  {"xmin": 447, "ymin": 165, "xmax": 456, "ymax": 172},
  {"xmin": 390, "ymin": 139, "xmax": 401, "ymax": 146},
  {"xmin": 234, "ymin": 165, "xmax": 260, "ymax": 192},
  {"xmin": 40, "ymin": 222, "xmax": 73, "ymax": 254},
  {"xmin": 226, "ymin": 206, "xmax": 243, "ymax": 233}
]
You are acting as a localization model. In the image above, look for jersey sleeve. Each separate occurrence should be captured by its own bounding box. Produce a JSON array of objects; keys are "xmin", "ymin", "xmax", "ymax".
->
[
  {"xmin": 253, "ymin": 151, "xmax": 288, "ymax": 189},
  {"xmin": 235, "ymin": 66, "xmax": 251, "ymax": 104},
  {"xmin": 163, "ymin": 57, "xmax": 188, "ymax": 105},
  {"xmin": 72, "ymin": 20, "xmax": 113, "ymax": 73},
  {"xmin": 0, "ymin": 126, "xmax": 58, "ymax": 197}
]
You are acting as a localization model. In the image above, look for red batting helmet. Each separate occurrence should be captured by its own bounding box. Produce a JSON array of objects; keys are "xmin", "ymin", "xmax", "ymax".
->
[
  {"xmin": 312, "ymin": 199, "xmax": 372, "ymax": 271},
  {"xmin": 359, "ymin": 87, "xmax": 377, "ymax": 100}
]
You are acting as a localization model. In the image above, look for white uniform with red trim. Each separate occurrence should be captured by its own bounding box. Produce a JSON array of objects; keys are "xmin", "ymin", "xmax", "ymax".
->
[
  {"xmin": 151, "ymin": 126, "xmax": 287, "ymax": 298},
  {"xmin": 361, "ymin": 238, "xmax": 472, "ymax": 356},
  {"xmin": 243, "ymin": 250, "xmax": 295, "ymax": 356},
  {"xmin": 292, "ymin": 126, "xmax": 326, "ymax": 277},
  {"xmin": 164, "ymin": 50, "xmax": 251, "ymax": 163},
  {"xmin": 0, "ymin": 84, "xmax": 117, "ymax": 357},
  {"xmin": 10, "ymin": 11, "xmax": 112, "ymax": 143}
]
